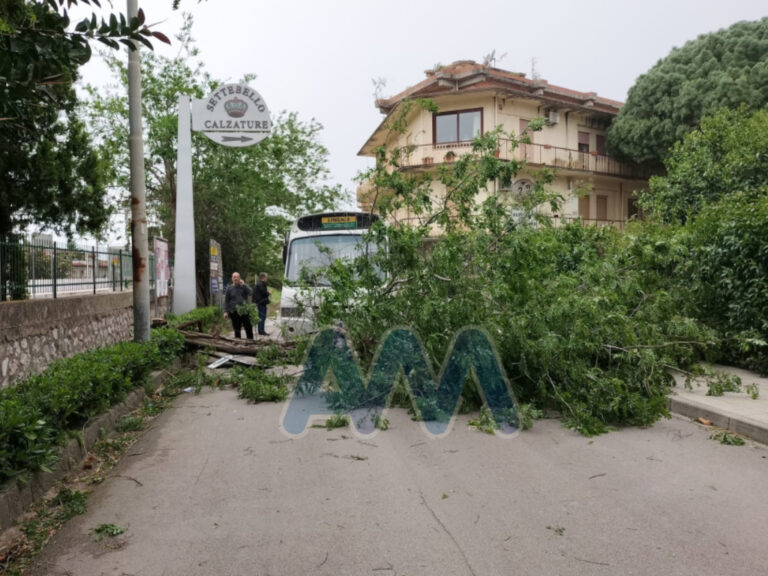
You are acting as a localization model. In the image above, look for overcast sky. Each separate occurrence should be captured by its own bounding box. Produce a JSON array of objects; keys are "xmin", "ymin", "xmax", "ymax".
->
[{"xmin": 76, "ymin": 0, "xmax": 767, "ymax": 213}]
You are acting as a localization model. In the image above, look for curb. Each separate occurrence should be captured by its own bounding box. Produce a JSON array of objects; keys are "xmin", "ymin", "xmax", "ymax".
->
[
  {"xmin": 0, "ymin": 364, "xmax": 177, "ymax": 533},
  {"xmin": 669, "ymin": 395, "xmax": 768, "ymax": 446}
]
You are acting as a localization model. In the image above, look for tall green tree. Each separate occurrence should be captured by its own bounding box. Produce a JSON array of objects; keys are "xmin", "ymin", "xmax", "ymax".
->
[
  {"xmin": 607, "ymin": 18, "xmax": 768, "ymax": 169},
  {"xmin": 84, "ymin": 18, "xmax": 340, "ymax": 302},
  {"xmin": 639, "ymin": 107, "xmax": 768, "ymax": 371},
  {"xmin": 0, "ymin": 0, "xmax": 170, "ymax": 239},
  {"xmin": 641, "ymin": 107, "xmax": 768, "ymax": 224},
  {"xmin": 685, "ymin": 191, "xmax": 768, "ymax": 373}
]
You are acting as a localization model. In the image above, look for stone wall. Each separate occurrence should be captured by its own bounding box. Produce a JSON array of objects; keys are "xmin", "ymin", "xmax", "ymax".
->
[
  {"xmin": 154, "ymin": 294, "xmax": 171, "ymax": 319},
  {"xmin": 0, "ymin": 293, "xmax": 134, "ymax": 389}
]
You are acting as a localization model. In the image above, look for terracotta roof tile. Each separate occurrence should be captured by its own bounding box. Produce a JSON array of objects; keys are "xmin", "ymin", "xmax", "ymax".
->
[{"xmin": 377, "ymin": 60, "xmax": 623, "ymax": 113}]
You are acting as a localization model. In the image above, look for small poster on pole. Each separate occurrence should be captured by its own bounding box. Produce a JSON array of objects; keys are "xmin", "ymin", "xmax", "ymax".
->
[
  {"xmin": 154, "ymin": 237, "xmax": 170, "ymax": 297},
  {"xmin": 210, "ymin": 239, "xmax": 224, "ymax": 308}
]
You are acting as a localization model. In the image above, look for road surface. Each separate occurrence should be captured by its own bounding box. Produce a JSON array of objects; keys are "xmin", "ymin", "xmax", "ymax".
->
[{"xmin": 27, "ymin": 387, "xmax": 768, "ymax": 576}]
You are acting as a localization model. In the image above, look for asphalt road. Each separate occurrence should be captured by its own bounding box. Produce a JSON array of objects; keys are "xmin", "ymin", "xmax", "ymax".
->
[{"xmin": 27, "ymin": 387, "xmax": 768, "ymax": 576}]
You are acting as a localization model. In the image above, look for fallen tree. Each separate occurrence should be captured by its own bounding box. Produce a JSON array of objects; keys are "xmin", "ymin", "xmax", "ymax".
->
[{"xmin": 178, "ymin": 330, "xmax": 296, "ymax": 356}]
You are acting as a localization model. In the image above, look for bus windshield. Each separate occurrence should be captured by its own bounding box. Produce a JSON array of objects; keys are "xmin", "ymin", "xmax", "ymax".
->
[{"xmin": 286, "ymin": 234, "xmax": 380, "ymax": 285}]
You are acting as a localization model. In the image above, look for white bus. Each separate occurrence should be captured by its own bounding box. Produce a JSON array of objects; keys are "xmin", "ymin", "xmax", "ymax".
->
[{"xmin": 279, "ymin": 211, "xmax": 381, "ymax": 336}]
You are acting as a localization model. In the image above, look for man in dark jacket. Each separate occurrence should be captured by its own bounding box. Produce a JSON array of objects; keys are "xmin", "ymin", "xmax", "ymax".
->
[
  {"xmin": 224, "ymin": 272, "xmax": 253, "ymax": 339},
  {"xmin": 253, "ymin": 272, "xmax": 271, "ymax": 336}
]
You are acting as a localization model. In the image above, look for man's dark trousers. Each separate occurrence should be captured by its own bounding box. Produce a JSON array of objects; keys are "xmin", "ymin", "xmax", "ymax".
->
[
  {"xmin": 232, "ymin": 311, "xmax": 253, "ymax": 339},
  {"xmin": 257, "ymin": 304, "xmax": 267, "ymax": 335}
]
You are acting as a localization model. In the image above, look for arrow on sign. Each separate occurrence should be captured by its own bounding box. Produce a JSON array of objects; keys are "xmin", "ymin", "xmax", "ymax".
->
[{"xmin": 221, "ymin": 135, "xmax": 254, "ymax": 143}]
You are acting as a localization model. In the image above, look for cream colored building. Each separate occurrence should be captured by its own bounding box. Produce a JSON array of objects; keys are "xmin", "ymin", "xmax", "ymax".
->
[{"xmin": 358, "ymin": 60, "xmax": 650, "ymax": 229}]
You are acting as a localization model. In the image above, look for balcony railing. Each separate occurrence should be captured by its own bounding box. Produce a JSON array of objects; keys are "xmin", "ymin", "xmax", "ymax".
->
[
  {"xmin": 560, "ymin": 216, "xmax": 625, "ymax": 230},
  {"xmin": 395, "ymin": 140, "xmax": 651, "ymax": 180}
]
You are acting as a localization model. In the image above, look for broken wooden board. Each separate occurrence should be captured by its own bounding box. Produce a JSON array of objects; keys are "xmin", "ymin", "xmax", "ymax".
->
[
  {"xmin": 207, "ymin": 355, "xmax": 234, "ymax": 369},
  {"xmin": 207, "ymin": 354, "xmax": 261, "ymax": 368}
]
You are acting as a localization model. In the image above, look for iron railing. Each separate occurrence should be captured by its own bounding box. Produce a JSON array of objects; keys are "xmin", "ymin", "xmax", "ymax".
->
[
  {"xmin": 396, "ymin": 140, "xmax": 653, "ymax": 180},
  {"xmin": 0, "ymin": 237, "xmax": 156, "ymax": 301},
  {"xmin": 560, "ymin": 216, "xmax": 626, "ymax": 230}
]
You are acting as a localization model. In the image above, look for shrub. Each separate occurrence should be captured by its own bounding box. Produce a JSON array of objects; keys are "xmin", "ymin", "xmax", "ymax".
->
[
  {"xmin": 151, "ymin": 327, "xmax": 186, "ymax": 363},
  {"xmin": 0, "ymin": 396, "xmax": 57, "ymax": 482},
  {"xmin": 167, "ymin": 306, "xmax": 226, "ymax": 333},
  {"xmin": 687, "ymin": 192, "xmax": 768, "ymax": 373},
  {"xmin": 0, "ymin": 328, "xmax": 185, "ymax": 484}
]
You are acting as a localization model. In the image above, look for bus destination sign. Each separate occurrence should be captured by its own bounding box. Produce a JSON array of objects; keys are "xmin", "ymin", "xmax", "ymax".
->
[{"xmin": 321, "ymin": 216, "xmax": 357, "ymax": 230}]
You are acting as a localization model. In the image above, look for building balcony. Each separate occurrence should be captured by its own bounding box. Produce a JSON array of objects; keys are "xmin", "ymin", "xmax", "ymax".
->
[
  {"xmin": 560, "ymin": 216, "xmax": 626, "ymax": 230},
  {"xmin": 394, "ymin": 140, "xmax": 652, "ymax": 180}
]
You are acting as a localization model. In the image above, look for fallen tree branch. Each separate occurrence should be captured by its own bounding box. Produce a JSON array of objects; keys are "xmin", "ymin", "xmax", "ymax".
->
[
  {"xmin": 174, "ymin": 318, "xmax": 205, "ymax": 331},
  {"xmin": 178, "ymin": 330, "xmax": 295, "ymax": 355}
]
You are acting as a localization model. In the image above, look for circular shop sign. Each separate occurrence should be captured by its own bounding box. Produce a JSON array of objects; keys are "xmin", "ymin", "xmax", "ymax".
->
[{"xmin": 192, "ymin": 84, "xmax": 271, "ymax": 147}]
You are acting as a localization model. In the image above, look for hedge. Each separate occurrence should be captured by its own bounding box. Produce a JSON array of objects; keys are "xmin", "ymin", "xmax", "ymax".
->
[{"xmin": 0, "ymin": 328, "xmax": 185, "ymax": 484}]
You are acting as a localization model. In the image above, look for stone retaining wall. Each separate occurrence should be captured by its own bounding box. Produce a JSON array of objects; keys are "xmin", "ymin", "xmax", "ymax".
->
[{"xmin": 0, "ymin": 293, "xmax": 134, "ymax": 389}]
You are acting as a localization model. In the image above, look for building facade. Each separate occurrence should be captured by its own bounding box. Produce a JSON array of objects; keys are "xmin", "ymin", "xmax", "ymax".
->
[{"xmin": 358, "ymin": 60, "xmax": 651, "ymax": 230}]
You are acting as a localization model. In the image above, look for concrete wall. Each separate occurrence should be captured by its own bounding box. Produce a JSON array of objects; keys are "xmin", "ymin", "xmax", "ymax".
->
[{"xmin": 0, "ymin": 293, "xmax": 135, "ymax": 389}]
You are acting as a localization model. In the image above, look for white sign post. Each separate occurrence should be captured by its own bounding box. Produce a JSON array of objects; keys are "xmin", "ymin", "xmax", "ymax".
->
[{"xmin": 173, "ymin": 84, "xmax": 271, "ymax": 315}]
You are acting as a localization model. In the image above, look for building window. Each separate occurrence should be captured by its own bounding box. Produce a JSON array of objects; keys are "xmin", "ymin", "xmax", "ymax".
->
[
  {"xmin": 596, "ymin": 134, "xmax": 606, "ymax": 155},
  {"xmin": 434, "ymin": 109, "xmax": 483, "ymax": 144},
  {"xmin": 596, "ymin": 194, "xmax": 608, "ymax": 220},
  {"xmin": 578, "ymin": 131, "xmax": 590, "ymax": 153},
  {"xmin": 577, "ymin": 131, "xmax": 590, "ymax": 169},
  {"xmin": 578, "ymin": 195, "xmax": 590, "ymax": 219}
]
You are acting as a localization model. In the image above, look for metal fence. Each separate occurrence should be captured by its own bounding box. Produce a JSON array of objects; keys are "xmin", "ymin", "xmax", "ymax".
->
[{"xmin": 0, "ymin": 237, "xmax": 156, "ymax": 301}]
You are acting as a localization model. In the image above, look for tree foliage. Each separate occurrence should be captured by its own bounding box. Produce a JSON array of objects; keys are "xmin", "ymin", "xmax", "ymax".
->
[
  {"xmin": 302, "ymin": 106, "xmax": 716, "ymax": 435},
  {"xmin": 0, "ymin": 0, "xmax": 172, "ymax": 240},
  {"xmin": 607, "ymin": 18, "xmax": 768, "ymax": 168},
  {"xmin": 641, "ymin": 107, "xmax": 768, "ymax": 224},
  {"xmin": 685, "ymin": 191, "xmax": 768, "ymax": 373},
  {"xmin": 1, "ymin": 1, "xmax": 101, "ymax": 239},
  {"xmin": 633, "ymin": 107, "xmax": 768, "ymax": 372},
  {"xmin": 83, "ymin": 18, "xmax": 340, "ymax": 302}
]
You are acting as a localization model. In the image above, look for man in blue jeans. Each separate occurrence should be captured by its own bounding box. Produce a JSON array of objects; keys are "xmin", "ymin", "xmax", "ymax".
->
[{"xmin": 253, "ymin": 272, "xmax": 271, "ymax": 336}]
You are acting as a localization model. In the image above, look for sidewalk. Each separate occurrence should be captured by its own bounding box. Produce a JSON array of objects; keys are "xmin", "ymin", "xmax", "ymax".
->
[{"xmin": 669, "ymin": 365, "xmax": 768, "ymax": 445}]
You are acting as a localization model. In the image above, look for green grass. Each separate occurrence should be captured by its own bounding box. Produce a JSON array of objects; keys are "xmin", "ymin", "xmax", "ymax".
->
[
  {"xmin": 52, "ymin": 488, "xmax": 87, "ymax": 522},
  {"xmin": 115, "ymin": 415, "xmax": 144, "ymax": 433}
]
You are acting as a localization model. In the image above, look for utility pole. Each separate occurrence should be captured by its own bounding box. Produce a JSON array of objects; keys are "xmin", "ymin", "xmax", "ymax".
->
[{"xmin": 127, "ymin": 0, "xmax": 150, "ymax": 341}]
